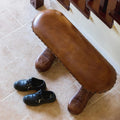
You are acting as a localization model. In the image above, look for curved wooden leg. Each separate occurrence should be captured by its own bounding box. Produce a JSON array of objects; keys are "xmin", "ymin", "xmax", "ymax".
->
[
  {"xmin": 68, "ymin": 86, "xmax": 94, "ymax": 115},
  {"xmin": 30, "ymin": 0, "xmax": 44, "ymax": 9},
  {"xmin": 35, "ymin": 48, "xmax": 56, "ymax": 72}
]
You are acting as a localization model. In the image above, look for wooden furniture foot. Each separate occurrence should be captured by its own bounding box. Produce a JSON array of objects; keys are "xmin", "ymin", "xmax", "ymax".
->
[
  {"xmin": 35, "ymin": 48, "xmax": 56, "ymax": 72},
  {"xmin": 68, "ymin": 86, "xmax": 94, "ymax": 115},
  {"xmin": 30, "ymin": 0, "xmax": 44, "ymax": 9}
]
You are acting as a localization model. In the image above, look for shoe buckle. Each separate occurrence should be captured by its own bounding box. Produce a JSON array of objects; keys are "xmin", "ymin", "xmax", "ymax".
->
[
  {"xmin": 38, "ymin": 99, "xmax": 41, "ymax": 103},
  {"xmin": 35, "ymin": 99, "xmax": 41, "ymax": 104},
  {"xmin": 26, "ymin": 81, "xmax": 32, "ymax": 90}
]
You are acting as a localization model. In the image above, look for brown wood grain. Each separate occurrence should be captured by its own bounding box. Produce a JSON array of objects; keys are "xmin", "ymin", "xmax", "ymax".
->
[
  {"xmin": 87, "ymin": 0, "xmax": 117, "ymax": 28},
  {"xmin": 57, "ymin": 0, "xmax": 70, "ymax": 10},
  {"xmin": 110, "ymin": 0, "xmax": 120, "ymax": 25},
  {"xmin": 70, "ymin": 0, "xmax": 90, "ymax": 18},
  {"xmin": 32, "ymin": 10, "xmax": 116, "ymax": 93},
  {"xmin": 30, "ymin": 0, "xmax": 44, "ymax": 9}
]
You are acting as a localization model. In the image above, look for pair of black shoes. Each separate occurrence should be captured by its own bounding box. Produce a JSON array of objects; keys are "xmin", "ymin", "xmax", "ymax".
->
[{"xmin": 14, "ymin": 77, "xmax": 56, "ymax": 106}]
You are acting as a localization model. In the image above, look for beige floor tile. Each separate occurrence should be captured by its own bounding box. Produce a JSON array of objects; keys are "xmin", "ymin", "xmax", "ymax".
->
[
  {"xmin": 22, "ymin": 115, "xmax": 32, "ymax": 120},
  {"xmin": 27, "ymin": 101, "xmax": 63, "ymax": 120},
  {"xmin": 0, "ymin": 57, "xmax": 38, "ymax": 100},
  {"xmin": 113, "ymin": 75, "xmax": 120, "ymax": 92},
  {"xmin": 6, "ymin": 0, "xmax": 51, "ymax": 25},
  {"xmin": 0, "ymin": 92, "xmax": 29, "ymax": 120},
  {"xmin": 0, "ymin": 24, "xmax": 45, "ymax": 100},
  {"xmin": 0, "ymin": 0, "xmax": 120, "ymax": 120},
  {"xmin": 40, "ymin": 61, "xmax": 73, "ymax": 86},
  {"xmin": 0, "ymin": 9, "xmax": 22, "ymax": 39},
  {"xmin": 1, "ymin": 23, "xmax": 44, "ymax": 59},
  {"xmin": 88, "ymin": 93, "xmax": 105, "ymax": 105},
  {"xmin": 0, "ymin": 1, "xmax": 9, "ymax": 12}
]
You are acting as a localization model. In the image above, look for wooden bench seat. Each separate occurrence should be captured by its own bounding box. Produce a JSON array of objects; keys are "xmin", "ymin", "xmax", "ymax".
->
[
  {"xmin": 32, "ymin": 10, "xmax": 116, "ymax": 93},
  {"xmin": 32, "ymin": 9, "xmax": 116, "ymax": 114}
]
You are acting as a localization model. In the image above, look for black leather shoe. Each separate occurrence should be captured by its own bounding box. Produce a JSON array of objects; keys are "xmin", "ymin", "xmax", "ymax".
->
[
  {"xmin": 23, "ymin": 89, "xmax": 56, "ymax": 106},
  {"xmin": 14, "ymin": 77, "xmax": 46, "ymax": 91}
]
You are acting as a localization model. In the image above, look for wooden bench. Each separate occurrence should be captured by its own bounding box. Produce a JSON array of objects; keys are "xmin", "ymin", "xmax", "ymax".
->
[{"xmin": 32, "ymin": 10, "xmax": 116, "ymax": 114}]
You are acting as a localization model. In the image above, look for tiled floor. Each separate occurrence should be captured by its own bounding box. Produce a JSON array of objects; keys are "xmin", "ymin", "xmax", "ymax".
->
[{"xmin": 0, "ymin": 0, "xmax": 120, "ymax": 120}]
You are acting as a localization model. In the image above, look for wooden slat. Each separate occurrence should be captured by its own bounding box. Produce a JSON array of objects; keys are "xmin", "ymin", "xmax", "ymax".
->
[
  {"xmin": 57, "ymin": 0, "xmax": 70, "ymax": 10},
  {"xmin": 70, "ymin": 0, "xmax": 90, "ymax": 18},
  {"xmin": 87, "ymin": 0, "xmax": 117, "ymax": 28},
  {"xmin": 110, "ymin": 0, "xmax": 120, "ymax": 25}
]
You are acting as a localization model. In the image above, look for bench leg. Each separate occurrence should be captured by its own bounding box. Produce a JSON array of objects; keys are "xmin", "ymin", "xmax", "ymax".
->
[
  {"xmin": 30, "ymin": 0, "xmax": 44, "ymax": 9},
  {"xmin": 35, "ymin": 48, "xmax": 56, "ymax": 72},
  {"xmin": 57, "ymin": 0, "xmax": 70, "ymax": 10},
  {"xmin": 68, "ymin": 86, "xmax": 94, "ymax": 115}
]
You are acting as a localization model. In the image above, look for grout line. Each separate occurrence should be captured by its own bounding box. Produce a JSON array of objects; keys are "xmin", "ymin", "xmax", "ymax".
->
[
  {"xmin": 22, "ymin": 114, "xmax": 32, "ymax": 120},
  {"xmin": 0, "ymin": 8, "xmax": 25, "ymax": 39},
  {"xmin": 113, "ymin": 88, "xmax": 119, "ymax": 93},
  {"xmin": 88, "ymin": 87, "xmax": 118, "ymax": 107},
  {"xmin": 0, "ymin": 23, "xmax": 28, "ymax": 40},
  {"xmin": 88, "ymin": 94, "xmax": 106, "ymax": 108},
  {"xmin": 113, "ymin": 86, "xmax": 120, "ymax": 94},
  {"xmin": 6, "ymin": 8, "xmax": 23, "ymax": 26},
  {"xmin": 0, "ymin": 8, "xmax": 9, "ymax": 16},
  {"xmin": 0, "ymin": 91, "xmax": 16, "ymax": 102}
]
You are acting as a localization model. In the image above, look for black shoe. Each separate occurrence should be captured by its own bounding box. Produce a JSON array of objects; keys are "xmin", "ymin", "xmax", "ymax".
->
[
  {"xmin": 14, "ymin": 77, "xmax": 46, "ymax": 91},
  {"xmin": 23, "ymin": 89, "xmax": 56, "ymax": 106}
]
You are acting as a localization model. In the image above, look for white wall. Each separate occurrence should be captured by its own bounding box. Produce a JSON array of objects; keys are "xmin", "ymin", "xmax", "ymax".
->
[{"xmin": 47, "ymin": 0, "xmax": 120, "ymax": 74}]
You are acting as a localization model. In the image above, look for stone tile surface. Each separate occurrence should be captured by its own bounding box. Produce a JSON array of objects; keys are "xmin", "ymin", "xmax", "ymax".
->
[
  {"xmin": 0, "ymin": 0, "xmax": 120, "ymax": 120},
  {"xmin": 0, "ymin": 9, "xmax": 22, "ymax": 39}
]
